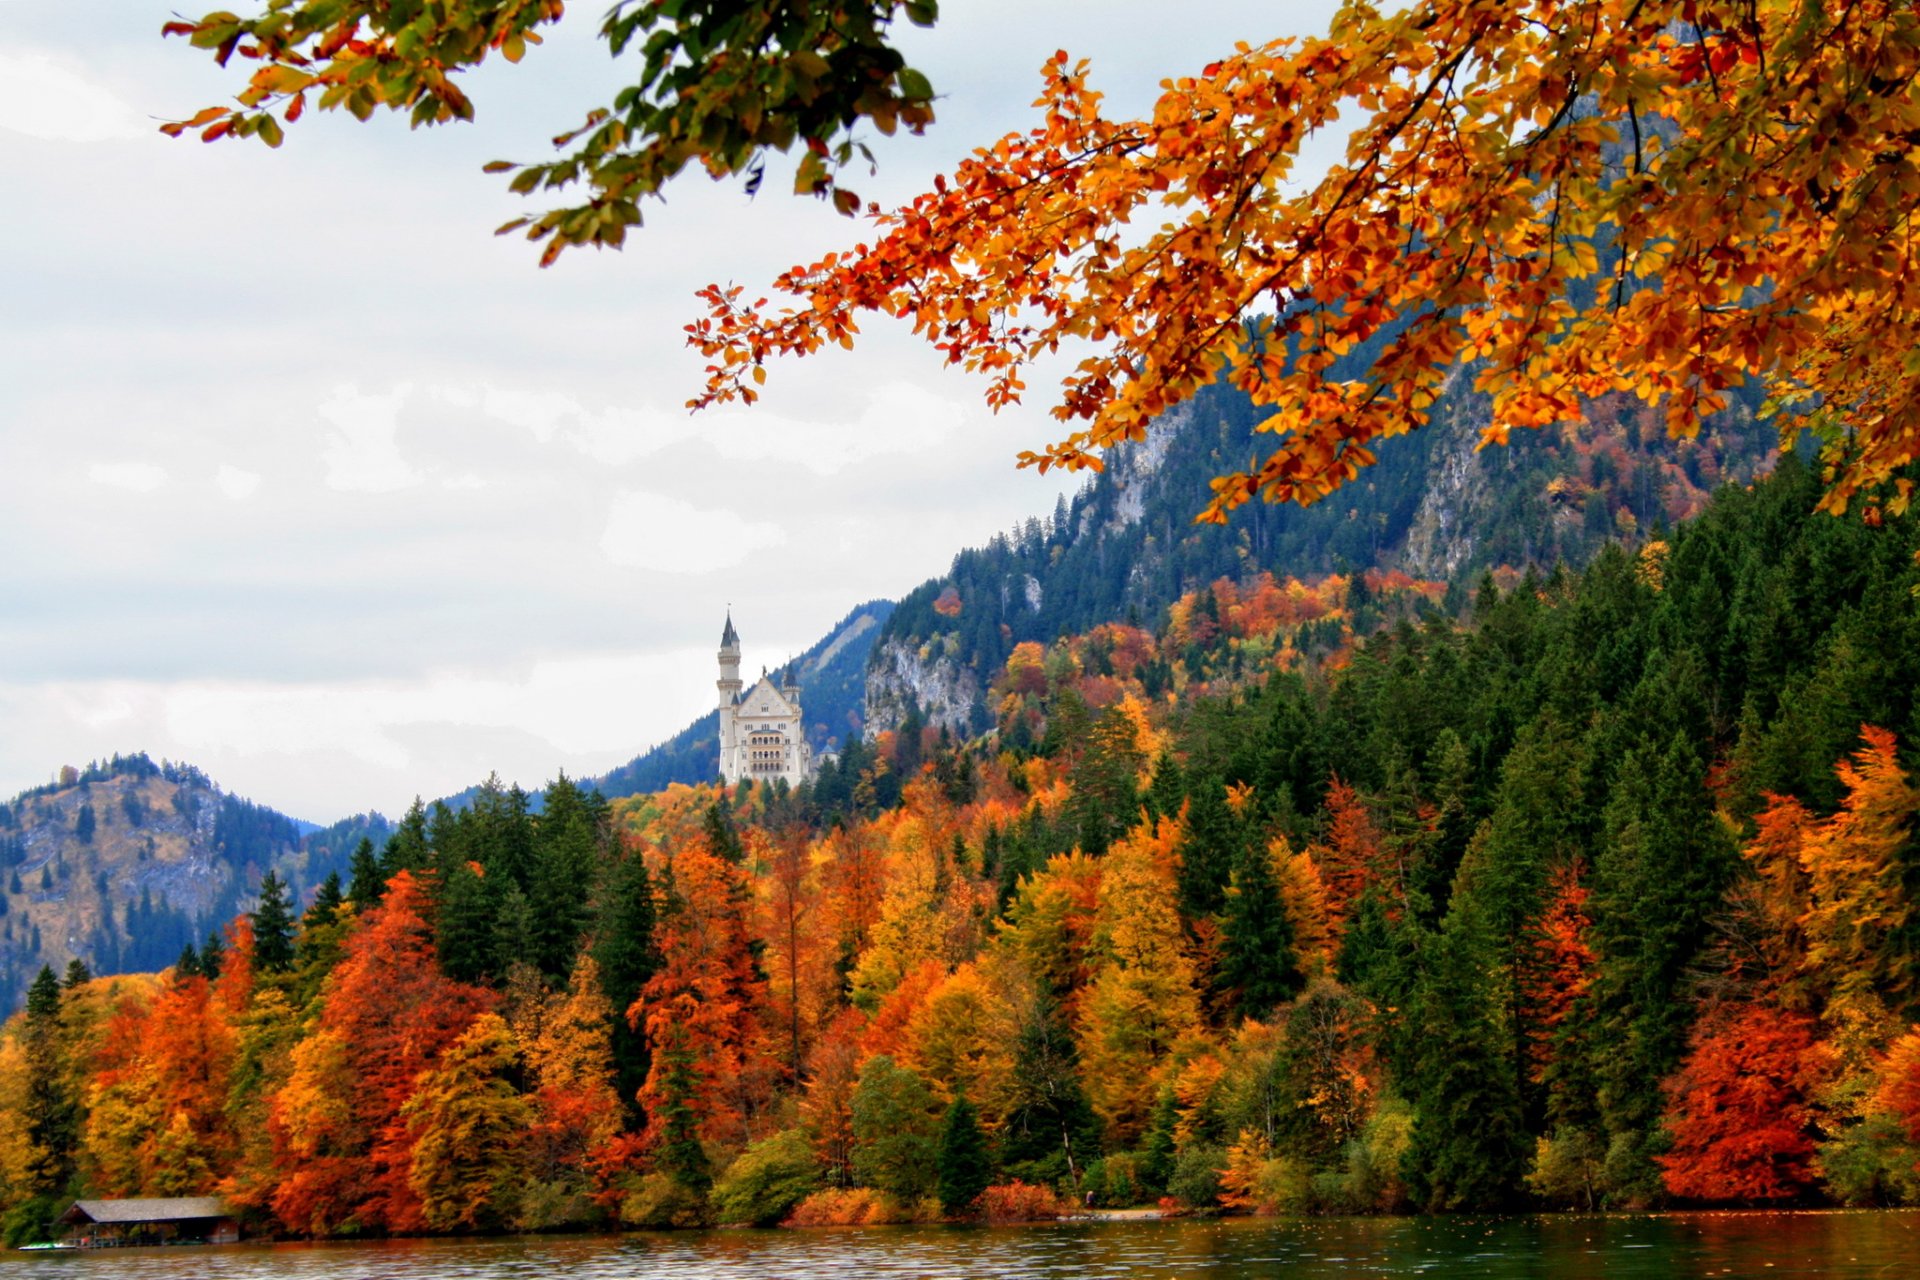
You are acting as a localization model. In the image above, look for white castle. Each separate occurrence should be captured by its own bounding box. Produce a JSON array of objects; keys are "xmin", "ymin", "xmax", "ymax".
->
[{"xmin": 717, "ymin": 611, "xmax": 814, "ymax": 787}]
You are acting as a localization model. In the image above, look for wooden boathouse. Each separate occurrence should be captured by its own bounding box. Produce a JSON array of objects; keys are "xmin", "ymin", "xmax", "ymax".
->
[{"xmin": 58, "ymin": 1197, "xmax": 239, "ymax": 1247}]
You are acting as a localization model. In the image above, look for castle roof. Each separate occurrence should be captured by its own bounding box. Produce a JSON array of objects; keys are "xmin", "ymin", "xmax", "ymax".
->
[
  {"xmin": 720, "ymin": 611, "xmax": 740, "ymax": 650},
  {"xmin": 736, "ymin": 674, "xmax": 800, "ymax": 719}
]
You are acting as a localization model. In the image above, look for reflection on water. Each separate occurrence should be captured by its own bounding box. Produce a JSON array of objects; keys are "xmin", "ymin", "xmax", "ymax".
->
[{"xmin": 2, "ymin": 1211, "xmax": 1917, "ymax": 1278}]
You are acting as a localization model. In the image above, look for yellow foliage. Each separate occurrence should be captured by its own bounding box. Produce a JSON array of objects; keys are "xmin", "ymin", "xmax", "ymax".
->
[{"xmin": 1077, "ymin": 819, "xmax": 1202, "ymax": 1142}]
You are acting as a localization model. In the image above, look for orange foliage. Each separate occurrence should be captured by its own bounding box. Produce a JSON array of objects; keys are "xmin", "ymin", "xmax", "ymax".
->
[
  {"xmin": 1314, "ymin": 778, "xmax": 1384, "ymax": 937},
  {"xmin": 269, "ymin": 871, "xmax": 492, "ymax": 1235},
  {"xmin": 977, "ymin": 1180, "xmax": 1070, "ymax": 1223},
  {"xmin": 1516, "ymin": 861, "xmax": 1597, "ymax": 1085},
  {"xmin": 1872, "ymin": 1029, "xmax": 1920, "ymax": 1144},
  {"xmin": 1657, "ymin": 1003, "xmax": 1828, "ymax": 1203},
  {"xmin": 633, "ymin": 842, "xmax": 770, "ymax": 1155}
]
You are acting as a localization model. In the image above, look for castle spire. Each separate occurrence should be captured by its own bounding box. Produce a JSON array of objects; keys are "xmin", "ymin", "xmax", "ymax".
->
[{"xmin": 720, "ymin": 608, "xmax": 740, "ymax": 650}]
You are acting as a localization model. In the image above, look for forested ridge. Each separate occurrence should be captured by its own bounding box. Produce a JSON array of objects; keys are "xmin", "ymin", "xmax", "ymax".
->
[{"xmin": 4, "ymin": 456, "xmax": 1920, "ymax": 1241}]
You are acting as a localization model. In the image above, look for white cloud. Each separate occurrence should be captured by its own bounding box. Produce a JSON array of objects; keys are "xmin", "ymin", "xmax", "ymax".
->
[
  {"xmin": 601, "ymin": 493, "xmax": 787, "ymax": 574},
  {"xmin": 317, "ymin": 384, "xmax": 420, "ymax": 493},
  {"xmin": 215, "ymin": 464, "xmax": 261, "ymax": 500},
  {"xmin": 0, "ymin": 50, "xmax": 148, "ymax": 143},
  {"xmin": 700, "ymin": 380, "xmax": 965, "ymax": 475},
  {"xmin": 87, "ymin": 461, "xmax": 169, "ymax": 492},
  {"xmin": 0, "ymin": 649, "xmax": 719, "ymax": 820}
]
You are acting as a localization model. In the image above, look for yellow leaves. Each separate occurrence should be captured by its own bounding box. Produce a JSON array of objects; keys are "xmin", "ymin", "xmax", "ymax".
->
[{"xmin": 168, "ymin": 0, "xmax": 1920, "ymax": 519}]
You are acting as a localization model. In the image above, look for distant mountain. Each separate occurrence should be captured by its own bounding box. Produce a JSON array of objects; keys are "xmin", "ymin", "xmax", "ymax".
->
[
  {"xmin": 0, "ymin": 754, "xmax": 387, "ymax": 1006},
  {"xmin": 591, "ymin": 599, "xmax": 896, "ymax": 799},
  {"xmin": 865, "ymin": 359, "xmax": 1779, "ymax": 736}
]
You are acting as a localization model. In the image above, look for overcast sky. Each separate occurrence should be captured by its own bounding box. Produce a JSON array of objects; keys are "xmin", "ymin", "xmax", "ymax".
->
[{"xmin": 0, "ymin": 2, "xmax": 1340, "ymax": 823}]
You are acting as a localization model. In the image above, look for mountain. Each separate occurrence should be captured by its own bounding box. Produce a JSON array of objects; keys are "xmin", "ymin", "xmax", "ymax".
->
[
  {"xmin": 591, "ymin": 598, "xmax": 896, "ymax": 799},
  {"xmin": 865, "ymin": 358, "xmax": 1780, "ymax": 736},
  {"xmin": 0, "ymin": 754, "xmax": 387, "ymax": 1005}
]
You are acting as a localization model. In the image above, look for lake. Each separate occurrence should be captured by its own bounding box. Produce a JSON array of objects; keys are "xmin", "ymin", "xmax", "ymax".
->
[{"xmin": 4, "ymin": 1211, "xmax": 1917, "ymax": 1277}]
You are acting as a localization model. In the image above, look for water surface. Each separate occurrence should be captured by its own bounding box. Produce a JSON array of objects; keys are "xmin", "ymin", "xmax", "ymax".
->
[{"xmin": 5, "ymin": 1211, "xmax": 1917, "ymax": 1278}]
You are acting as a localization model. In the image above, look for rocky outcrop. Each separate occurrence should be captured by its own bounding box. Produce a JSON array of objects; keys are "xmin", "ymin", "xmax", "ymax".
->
[
  {"xmin": 864, "ymin": 632, "xmax": 984, "ymax": 738},
  {"xmin": 1399, "ymin": 369, "xmax": 1500, "ymax": 580}
]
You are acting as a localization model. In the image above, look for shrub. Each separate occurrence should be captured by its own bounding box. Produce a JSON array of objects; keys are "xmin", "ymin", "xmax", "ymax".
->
[
  {"xmin": 1167, "ymin": 1144, "xmax": 1227, "ymax": 1209},
  {"xmin": 1087, "ymin": 1153, "xmax": 1144, "ymax": 1207},
  {"xmin": 979, "ymin": 1180, "xmax": 1070, "ymax": 1223},
  {"xmin": 1527, "ymin": 1128, "xmax": 1606, "ymax": 1210},
  {"xmin": 1816, "ymin": 1115, "xmax": 1920, "ymax": 1207},
  {"xmin": 785, "ymin": 1188, "xmax": 939, "ymax": 1226},
  {"xmin": 619, "ymin": 1173, "xmax": 712, "ymax": 1230},
  {"xmin": 713, "ymin": 1130, "xmax": 821, "ymax": 1226}
]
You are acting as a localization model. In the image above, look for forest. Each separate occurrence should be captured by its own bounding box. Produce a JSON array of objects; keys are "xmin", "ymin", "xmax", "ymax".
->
[{"xmin": 2, "ymin": 454, "xmax": 1919, "ymax": 1241}]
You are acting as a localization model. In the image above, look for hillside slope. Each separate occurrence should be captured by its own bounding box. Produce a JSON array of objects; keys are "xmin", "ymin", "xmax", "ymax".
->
[
  {"xmin": 0, "ymin": 755, "xmax": 383, "ymax": 1003},
  {"xmin": 867, "ymin": 363, "xmax": 1778, "ymax": 735}
]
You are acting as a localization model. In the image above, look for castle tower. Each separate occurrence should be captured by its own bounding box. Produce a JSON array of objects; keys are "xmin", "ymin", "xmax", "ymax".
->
[
  {"xmin": 714, "ymin": 612, "xmax": 814, "ymax": 788},
  {"xmin": 718, "ymin": 611, "xmax": 742, "ymax": 780}
]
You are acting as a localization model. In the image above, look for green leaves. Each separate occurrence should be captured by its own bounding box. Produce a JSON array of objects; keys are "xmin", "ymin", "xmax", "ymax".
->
[{"xmin": 165, "ymin": 1, "xmax": 941, "ymax": 263}]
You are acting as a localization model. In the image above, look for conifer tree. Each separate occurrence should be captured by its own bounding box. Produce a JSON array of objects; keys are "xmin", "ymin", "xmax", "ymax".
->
[
  {"xmin": 1001, "ymin": 995, "xmax": 1102, "ymax": 1183},
  {"xmin": 437, "ymin": 862, "xmax": 498, "ymax": 986},
  {"xmin": 592, "ymin": 844, "xmax": 658, "ymax": 1115},
  {"xmin": 1587, "ymin": 732, "xmax": 1737, "ymax": 1196},
  {"xmin": 346, "ymin": 836, "xmax": 383, "ymax": 910},
  {"xmin": 1178, "ymin": 774, "xmax": 1240, "ymax": 918},
  {"xmin": 1403, "ymin": 897, "xmax": 1528, "ymax": 1211},
  {"xmin": 60, "ymin": 958, "xmax": 90, "ymax": 990},
  {"xmin": 1219, "ymin": 830, "xmax": 1300, "ymax": 1021},
  {"xmin": 302, "ymin": 872, "xmax": 345, "ymax": 933},
  {"xmin": 530, "ymin": 774, "xmax": 598, "ymax": 978},
  {"xmin": 22, "ymin": 964, "xmax": 77, "ymax": 1197},
  {"xmin": 703, "ymin": 800, "xmax": 746, "ymax": 866},
  {"xmin": 250, "ymin": 870, "xmax": 296, "ymax": 973},
  {"xmin": 379, "ymin": 799, "xmax": 431, "ymax": 879},
  {"xmin": 937, "ymin": 1093, "xmax": 991, "ymax": 1214},
  {"xmin": 201, "ymin": 928, "xmax": 226, "ymax": 981}
]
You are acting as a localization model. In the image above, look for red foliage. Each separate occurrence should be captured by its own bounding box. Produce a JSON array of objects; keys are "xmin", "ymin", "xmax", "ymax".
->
[
  {"xmin": 268, "ymin": 871, "xmax": 492, "ymax": 1234},
  {"xmin": 1657, "ymin": 1003, "xmax": 1828, "ymax": 1203},
  {"xmin": 1316, "ymin": 777, "xmax": 1384, "ymax": 936},
  {"xmin": 1516, "ymin": 861, "xmax": 1597, "ymax": 1085},
  {"xmin": 632, "ymin": 843, "xmax": 770, "ymax": 1155}
]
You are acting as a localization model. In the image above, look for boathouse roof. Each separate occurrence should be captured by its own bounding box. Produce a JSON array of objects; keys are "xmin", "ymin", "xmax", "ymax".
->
[{"xmin": 59, "ymin": 1198, "xmax": 230, "ymax": 1225}]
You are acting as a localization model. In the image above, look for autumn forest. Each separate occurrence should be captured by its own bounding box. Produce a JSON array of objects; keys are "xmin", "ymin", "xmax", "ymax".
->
[{"xmin": 3, "ymin": 456, "xmax": 1920, "ymax": 1242}]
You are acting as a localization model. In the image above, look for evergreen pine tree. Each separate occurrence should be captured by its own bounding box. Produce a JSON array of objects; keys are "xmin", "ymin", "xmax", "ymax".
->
[
  {"xmin": 1178, "ymin": 774, "xmax": 1241, "ymax": 919},
  {"xmin": 1219, "ymin": 829, "xmax": 1300, "ymax": 1020},
  {"xmin": 175, "ymin": 941, "xmax": 202, "ymax": 979},
  {"xmin": 60, "ymin": 958, "xmax": 90, "ymax": 990},
  {"xmin": 1001, "ymin": 996, "xmax": 1103, "ymax": 1184},
  {"xmin": 1402, "ymin": 897, "xmax": 1528, "ymax": 1211},
  {"xmin": 1144, "ymin": 750, "xmax": 1185, "ymax": 826},
  {"xmin": 703, "ymin": 800, "xmax": 746, "ymax": 865},
  {"xmin": 250, "ymin": 870, "xmax": 297, "ymax": 973},
  {"xmin": 201, "ymin": 928, "xmax": 225, "ymax": 981},
  {"xmin": 437, "ymin": 861, "xmax": 498, "ymax": 985},
  {"xmin": 302, "ymin": 871, "xmax": 345, "ymax": 932},
  {"xmin": 72, "ymin": 804, "xmax": 95, "ymax": 845},
  {"xmin": 530, "ymin": 774, "xmax": 597, "ymax": 977},
  {"xmin": 1138, "ymin": 1088, "xmax": 1179, "ymax": 1196},
  {"xmin": 24, "ymin": 964, "xmax": 59, "ymax": 1020},
  {"xmin": 346, "ymin": 836, "xmax": 384, "ymax": 910},
  {"xmin": 937, "ymin": 1094, "xmax": 992, "ymax": 1214},
  {"xmin": 21, "ymin": 964, "xmax": 76, "ymax": 1199},
  {"xmin": 593, "ymin": 847, "xmax": 659, "ymax": 1117},
  {"xmin": 491, "ymin": 882, "xmax": 537, "ymax": 976},
  {"xmin": 380, "ymin": 798, "xmax": 431, "ymax": 878}
]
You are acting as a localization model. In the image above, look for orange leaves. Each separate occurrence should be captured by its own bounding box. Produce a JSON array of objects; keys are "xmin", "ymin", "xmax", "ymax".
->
[
  {"xmin": 684, "ymin": 1, "xmax": 1920, "ymax": 521},
  {"xmin": 1657, "ymin": 1003, "xmax": 1828, "ymax": 1203}
]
